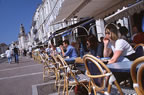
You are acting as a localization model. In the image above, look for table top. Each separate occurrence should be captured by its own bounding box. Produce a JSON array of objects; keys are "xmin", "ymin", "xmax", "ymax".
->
[{"xmin": 107, "ymin": 61, "xmax": 133, "ymax": 72}]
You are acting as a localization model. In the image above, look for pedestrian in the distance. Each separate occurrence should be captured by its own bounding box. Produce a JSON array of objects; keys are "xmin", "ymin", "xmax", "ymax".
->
[
  {"xmin": 13, "ymin": 45, "xmax": 19, "ymax": 63},
  {"xmin": 5, "ymin": 47, "xmax": 12, "ymax": 64},
  {"xmin": 28, "ymin": 46, "xmax": 32, "ymax": 58},
  {"xmin": 23, "ymin": 49, "xmax": 27, "ymax": 56}
]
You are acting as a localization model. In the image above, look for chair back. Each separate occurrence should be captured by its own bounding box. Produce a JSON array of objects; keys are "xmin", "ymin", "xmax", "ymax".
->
[
  {"xmin": 50, "ymin": 54, "xmax": 58, "ymax": 65},
  {"xmin": 83, "ymin": 54, "xmax": 110, "ymax": 90},
  {"xmin": 130, "ymin": 56, "xmax": 144, "ymax": 95},
  {"xmin": 83, "ymin": 54, "xmax": 123, "ymax": 95},
  {"xmin": 38, "ymin": 52, "xmax": 46, "ymax": 63},
  {"xmin": 134, "ymin": 44, "xmax": 144, "ymax": 58},
  {"xmin": 57, "ymin": 55, "xmax": 80, "ymax": 83}
]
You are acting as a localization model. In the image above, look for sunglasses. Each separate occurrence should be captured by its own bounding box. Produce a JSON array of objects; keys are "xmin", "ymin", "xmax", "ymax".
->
[{"xmin": 105, "ymin": 32, "xmax": 110, "ymax": 35}]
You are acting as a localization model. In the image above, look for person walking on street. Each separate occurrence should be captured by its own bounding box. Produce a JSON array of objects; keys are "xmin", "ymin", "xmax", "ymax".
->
[
  {"xmin": 28, "ymin": 46, "xmax": 32, "ymax": 58},
  {"xmin": 5, "ymin": 47, "xmax": 12, "ymax": 64},
  {"xmin": 13, "ymin": 45, "xmax": 19, "ymax": 63},
  {"xmin": 23, "ymin": 49, "xmax": 27, "ymax": 56}
]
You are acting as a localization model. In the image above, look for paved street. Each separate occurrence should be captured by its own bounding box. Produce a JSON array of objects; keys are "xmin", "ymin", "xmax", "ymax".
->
[
  {"xmin": 0, "ymin": 56, "xmax": 136, "ymax": 95},
  {"xmin": 0, "ymin": 58, "xmax": 7, "ymax": 64},
  {"xmin": 0, "ymin": 56, "xmax": 43, "ymax": 95}
]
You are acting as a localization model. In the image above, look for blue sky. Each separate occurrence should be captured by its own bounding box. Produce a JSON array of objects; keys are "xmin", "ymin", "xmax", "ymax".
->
[{"xmin": 0, "ymin": 0, "xmax": 42, "ymax": 45}]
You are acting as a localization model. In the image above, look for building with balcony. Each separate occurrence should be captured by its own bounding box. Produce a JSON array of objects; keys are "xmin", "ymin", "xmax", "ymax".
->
[{"xmin": 25, "ymin": 0, "xmax": 144, "ymax": 48}]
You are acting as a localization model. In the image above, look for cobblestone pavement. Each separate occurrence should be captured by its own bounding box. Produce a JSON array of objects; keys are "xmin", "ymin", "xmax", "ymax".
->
[{"xmin": 0, "ymin": 56, "xmax": 43, "ymax": 95}]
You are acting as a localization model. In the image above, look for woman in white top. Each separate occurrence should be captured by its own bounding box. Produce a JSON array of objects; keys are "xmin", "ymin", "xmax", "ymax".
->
[
  {"xmin": 103, "ymin": 23, "xmax": 137, "ymax": 64},
  {"xmin": 5, "ymin": 47, "xmax": 12, "ymax": 64}
]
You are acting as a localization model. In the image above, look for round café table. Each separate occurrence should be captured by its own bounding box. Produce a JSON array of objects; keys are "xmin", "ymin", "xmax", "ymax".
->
[
  {"xmin": 107, "ymin": 61, "xmax": 144, "ymax": 72},
  {"xmin": 107, "ymin": 61, "xmax": 133, "ymax": 72},
  {"xmin": 107, "ymin": 61, "xmax": 144, "ymax": 88}
]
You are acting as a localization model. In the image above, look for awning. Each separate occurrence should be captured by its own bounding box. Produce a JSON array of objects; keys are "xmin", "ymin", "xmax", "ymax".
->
[
  {"xmin": 54, "ymin": 0, "xmax": 136, "ymax": 23},
  {"xmin": 104, "ymin": 0, "xmax": 144, "ymax": 23},
  {"xmin": 62, "ymin": 29, "xmax": 72, "ymax": 37},
  {"xmin": 53, "ymin": 18, "xmax": 92, "ymax": 35}
]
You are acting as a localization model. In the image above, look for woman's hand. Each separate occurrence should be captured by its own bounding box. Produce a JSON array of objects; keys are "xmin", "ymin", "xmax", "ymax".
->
[{"xmin": 103, "ymin": 37, "xmax": 109, "ymax": 46}]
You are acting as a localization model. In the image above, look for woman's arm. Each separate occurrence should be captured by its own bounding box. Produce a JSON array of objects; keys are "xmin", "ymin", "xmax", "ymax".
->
[
  {"xmin": 103, "ymin": 46, "xmax": 112, "ymax": 57},
  {"xmin": 103, "ymin": 38, "xmax": 112, "ymax": 57},
  {"xmin": 108, "ymin": 50, "xmax": 122, "ymax": 64}
]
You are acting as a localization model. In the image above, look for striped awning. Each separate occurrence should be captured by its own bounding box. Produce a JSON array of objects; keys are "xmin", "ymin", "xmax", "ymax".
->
[
  {"xmin": 104, "ymin": 0, "xmax": 144, "ymax": 23},
  {"xmin": 54, "ymin": 0, "xmax": 136, "ymax": 23}
]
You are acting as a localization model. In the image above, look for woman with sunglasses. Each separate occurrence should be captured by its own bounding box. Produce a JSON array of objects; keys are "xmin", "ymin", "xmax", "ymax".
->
[
  {"xmin": 103, "ymin": 23, "xmax": 137, "ymax": 64},
  {"xmin": 86, "ymin": 34, "xmax": 103, "ymax": 58}
]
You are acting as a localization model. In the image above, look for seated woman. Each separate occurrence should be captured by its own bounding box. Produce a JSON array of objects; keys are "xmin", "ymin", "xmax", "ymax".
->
[
  {"xmin": 86, "ymin": 35, "xmax": 104, "ymax": 86},
  {"xmin": 86, "ymin": 34, "xmax": 103, "ymax": 58},
  {"xmin": 103, "ymin": 24, "xmax": 140, "ymax": 84},
  {"xmin": 103, "ymin": 23, "xmax": 137, "ymax": 64}
]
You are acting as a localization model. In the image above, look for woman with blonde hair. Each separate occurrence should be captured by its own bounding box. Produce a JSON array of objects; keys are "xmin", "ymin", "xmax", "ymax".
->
[{"xmin": 103, "ymin": 23, "xmax": 137, "ymax": 64}]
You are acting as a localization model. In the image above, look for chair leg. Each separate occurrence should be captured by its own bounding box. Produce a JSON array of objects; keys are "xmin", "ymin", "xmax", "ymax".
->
[
  {"xmin": 114, "ymin": 81, "xmax": 123, "ymax": 95},
  {"xmin": 63, "ymin": 77, "xmax": 66, "ymax": 95},
  {"xmin": 88, "ymin": 81, "xmax": 91, "ymax": 95},
  {"xmin": 68, "ymin": 85, "xmax": 75, "ymax": 95},
  {"xmin": 107, "ymin": 84, "xmax": 112, "ymax": 94},
  {"xmin": 93, "ymin": 87, "xmax": 97, "ymax": 95},
  {"xmin": 66, "ymin": 78, "xmax": 69, "ymax": 95},
  {"xmin": 43, "ymin": 67, "xmax": 45, "ymax": 80},
  {"xmin": 54, "ymin": 70, "xmax": 58, "ymax": 90},
  {"xmin": 57, "ymin": 81, "xmax": 61, "ymax": 95}
]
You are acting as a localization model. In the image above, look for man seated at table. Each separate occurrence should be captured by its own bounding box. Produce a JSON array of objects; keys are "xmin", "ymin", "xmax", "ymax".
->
[{"xmin": 60, "ymin": 40, "xmax": 78, "ymax": 64}]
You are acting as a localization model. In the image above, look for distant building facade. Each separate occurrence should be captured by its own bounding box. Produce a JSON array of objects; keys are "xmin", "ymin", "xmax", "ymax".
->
[
  {"xmin": 27, "ymin": 0, "xmax": 72, "ymax": 46},
  {"xmin": 14, "ymin": 0, "xmax": 143, "ymax": 49}
]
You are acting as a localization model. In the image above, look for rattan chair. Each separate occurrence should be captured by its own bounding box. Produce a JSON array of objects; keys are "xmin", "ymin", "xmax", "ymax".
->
[
  {"xmin": 130, "ymin": 56, "xmax": 144, "ymax": 95},
  {"xmin": 39, "ymin": 53, "xmax": 56, "ymax": 80},
  {"xmin": 57, "ymin": 55, "xmax": 89, "ymax": 95},
  {"xmin": 49, "ymin": 54, "xmax": 64, "ymax": 94},
  {"xmin": 134, "ymin": 43, "xmax": 144, "ymax": 49},
  {"xmin": 83, "ymin": 54, "xmax": 123, "ymax": 95},
  {"xmin": 36, "ymin": 51, "xmax": 43, "ymax": 64},
  {"xmin": 134, "ymin": 44, "xmax": 144, "ymax": 57}
]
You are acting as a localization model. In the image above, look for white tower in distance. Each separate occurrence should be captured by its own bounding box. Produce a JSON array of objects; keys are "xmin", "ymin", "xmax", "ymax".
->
[{"xmin": 18, "ymin": 24, "xmax": 28, "ymax": 51}]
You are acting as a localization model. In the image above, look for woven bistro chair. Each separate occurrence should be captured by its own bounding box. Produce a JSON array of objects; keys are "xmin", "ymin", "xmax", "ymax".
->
[
  {"xmin": 44, "ymin": 54, "xmax": 66, "ymax": 94},
  {"xmin": 83, "ymin": 54, "xmax": 123, "ymax": 95},
  {"xmin": 39, "ymin": 53, "xmax": 56, "ymax": 80},
  {"xmin": 36, "ymin": 51, "xmax": 43, "ymax": 64},
  {"xmin": 32, "ymin": 51, "xmax": 38, "ymax": 61},
  {"xmin": 130, "ymin": 56, "xmax": 144, "ymax": 95},
  {"xmin": 134, "ymin": 43, "xmax": 144, "ymax": 58},
  {"xmin": 49, "ymin": 54, "xmax": 63, "ymax": 93},
  {"xmin": 134, "ymin": 43, "xmax": 144, "ymax": 49},
  {"xmin": 56, "ymin": 55, "xmax": 89, "ymax": 95}
]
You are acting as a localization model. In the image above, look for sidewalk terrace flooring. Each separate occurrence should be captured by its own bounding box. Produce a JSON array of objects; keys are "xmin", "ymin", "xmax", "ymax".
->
[{"xmin": 0, "ymin": 56, "xmax": 137, "ymax": 95}]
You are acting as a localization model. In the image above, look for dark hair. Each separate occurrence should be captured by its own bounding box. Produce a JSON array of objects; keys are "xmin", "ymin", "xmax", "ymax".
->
[
  {"xmin": 7, "ymin": 47, "xmax": 9, "ymax": 50},
  {"xmin": 86, "ymin": 35, "xmax": 98, "ymax": 49},
  {"xmin": 105, "ymin": 23, "xmax": 119, "ymax": 41},
  {"xmin": 119, "ymin": 26, "xmax": 128, "ymax": 36},
  {"xmin": 63, "ymin": 40, "xmax": 69, "ymax": 45},
  {"xmin": 117, "ymin": 23, "xmax": 121, "ymax": 28},
  {"xmin": 100, "ymin": 37, "xmax": 104, "ymax": 42}
]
